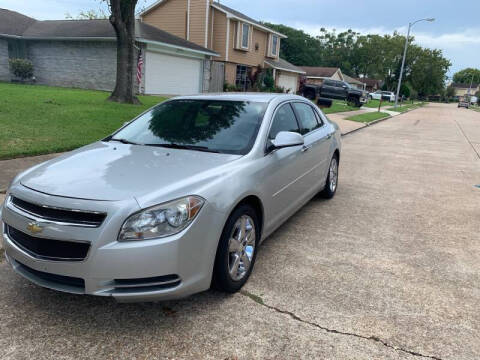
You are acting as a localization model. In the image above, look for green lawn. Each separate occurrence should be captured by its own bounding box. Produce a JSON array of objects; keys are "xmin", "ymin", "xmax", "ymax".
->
[
  {"xmin": 363, "ymin": 99, "xmax": 394, "ymax": 109},
  {"xmin": 346, "ymin": 111, "xmax": 390, "ymax": 123},
  {"xmin": 323, "ymin": 100, "xmax": 359, "ymax": 114},
  {"xmin": 386, "ymin": 102, "xmax": 426, "ymax": 113},
  {"xmin": 0, "ymin": 83, "xmax": 167, "ymax": 160}
]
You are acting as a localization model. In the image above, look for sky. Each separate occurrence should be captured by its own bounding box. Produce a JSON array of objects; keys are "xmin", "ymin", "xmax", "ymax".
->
[{"xmin": 2, "ymin": 0, "xmax": 479, "ymax": 77}]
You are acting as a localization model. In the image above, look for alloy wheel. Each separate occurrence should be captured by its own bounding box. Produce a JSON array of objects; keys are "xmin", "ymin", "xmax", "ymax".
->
[{"xmin": 228, "ymin": 215, "xmax": 256, "ymax": 281}]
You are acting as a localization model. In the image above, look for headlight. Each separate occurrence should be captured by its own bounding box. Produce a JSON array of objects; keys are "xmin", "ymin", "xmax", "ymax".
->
[{"xmin": 118, "ymin": 196, "xmax": 204, "ymax": 241}]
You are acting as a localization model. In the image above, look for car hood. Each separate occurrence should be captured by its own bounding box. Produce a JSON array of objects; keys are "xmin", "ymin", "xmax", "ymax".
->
[{"xmin": 20, "ymin": 142, "xmax": 241, "ymax": 202}]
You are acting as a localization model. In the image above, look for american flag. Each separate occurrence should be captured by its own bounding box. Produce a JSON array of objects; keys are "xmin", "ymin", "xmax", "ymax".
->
[{"xmin": 136, "ymin": 50, "xmax": 144, "ymax": 85}]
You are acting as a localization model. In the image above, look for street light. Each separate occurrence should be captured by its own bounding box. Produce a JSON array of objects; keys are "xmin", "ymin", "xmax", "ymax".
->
[{"xmin": 394, "ymin": 18, "xmax": 435, "ymax": 108}]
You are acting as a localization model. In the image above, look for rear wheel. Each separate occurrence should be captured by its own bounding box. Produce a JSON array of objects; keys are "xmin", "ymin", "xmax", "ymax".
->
[
  {"xmin": 212, "ymin": 204, "xmax": 259, "ymax": 293},
  {"xmin": 321, "ymin": 154, "xmax": 339, "ymax": 199}
]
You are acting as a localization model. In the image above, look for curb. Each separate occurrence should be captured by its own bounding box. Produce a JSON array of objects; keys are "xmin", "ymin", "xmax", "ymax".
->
[{"xmin": 341, "ymin": 105, "xmax": 425, "ymax": 137}]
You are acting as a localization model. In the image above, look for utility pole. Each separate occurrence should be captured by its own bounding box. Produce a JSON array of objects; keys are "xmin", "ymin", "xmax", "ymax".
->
[{"xmin": 394, "ymin": 18, "xmax": 435, "ymax": 108}]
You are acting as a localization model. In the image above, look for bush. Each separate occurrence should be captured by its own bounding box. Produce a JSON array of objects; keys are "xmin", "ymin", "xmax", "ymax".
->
[
  {"xmin": 263, "ymin": 69, "xmax": 274, "ymax": 89},
  {"xmin": 9, "ymin": 58, "xmax": 34, "ymax": 80},
  {"xmin": 223, "ymin": 83, "xmax": 241, "ymax": 92}
]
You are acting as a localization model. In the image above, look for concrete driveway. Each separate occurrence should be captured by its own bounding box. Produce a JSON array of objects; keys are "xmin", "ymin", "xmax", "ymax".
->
[{"xmin": 1, "ymin": 103, "xmax": 479, "ymax": 359}]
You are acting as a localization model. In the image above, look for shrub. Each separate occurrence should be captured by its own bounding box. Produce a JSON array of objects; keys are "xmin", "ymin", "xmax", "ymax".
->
[
  {"xmin": 9, "ymin": 58, "xmax": 34, "ymax": 80},
  {"xmin": 223, "ymin": 83, "xmax": 241, "ymax": 92},
  {"xmin": 263, "ymin": 69, "xmax": 274, "ymax": 89}
]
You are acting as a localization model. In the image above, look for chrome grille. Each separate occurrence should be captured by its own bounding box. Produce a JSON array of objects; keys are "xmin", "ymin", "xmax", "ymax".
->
[{"xmin": 9, "ymin": 196, "xmax": 106, "ymax": 227}]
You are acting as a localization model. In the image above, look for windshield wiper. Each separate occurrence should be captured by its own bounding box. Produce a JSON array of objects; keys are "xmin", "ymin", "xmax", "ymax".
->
[
  {"xmin": 144, "ymin": 143, "xmax": 222, "ymax": 153},
  {"xmin": 110, "ymin": 138, "xmax": 140, "ymax": 145}
]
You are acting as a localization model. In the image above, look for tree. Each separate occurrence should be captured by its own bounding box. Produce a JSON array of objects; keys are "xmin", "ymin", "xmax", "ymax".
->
[
  {"xmin": 446, "ymin": 85, "xmax": 455, "ymax": 98},
  {"xmin": 107, "ymin": 0, "xmax": 140, "ymax": 104},
  {"xmin": 453, "ymin": 68, "xmax": 480, "ymax": 84},
  {"xmin": 65, "ymin": 9, "xmax": 108, "ymax": 19}
]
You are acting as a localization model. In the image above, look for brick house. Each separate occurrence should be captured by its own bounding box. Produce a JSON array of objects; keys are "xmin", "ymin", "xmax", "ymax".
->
[
  {"xmin": 140, "ymin": 0, "xmax": 305, "ymax": 93},
  {"xmin": 0, "ymin": 8, "xmax": 217, "ymax": 95}
]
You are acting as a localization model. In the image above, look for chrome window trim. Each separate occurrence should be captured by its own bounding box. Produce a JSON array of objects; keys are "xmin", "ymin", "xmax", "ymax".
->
[{"xmin": 6, "ymin": 195, "xmax": 106, "ymax": 228}]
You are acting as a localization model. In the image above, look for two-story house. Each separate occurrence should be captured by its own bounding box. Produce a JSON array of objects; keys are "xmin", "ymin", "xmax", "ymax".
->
[{"xmin": 140, "ymin": 0, "xmax": 305, "ymax": 93}]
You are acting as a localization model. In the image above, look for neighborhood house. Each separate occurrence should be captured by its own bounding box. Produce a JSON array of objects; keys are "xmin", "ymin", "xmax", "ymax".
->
[
  {"xmin": 140, "ymin": 0, "xmax": 305, "ymax": 93},
  {"xmin": 0, "ymin": 2, "xmax": 305, "ymax": 95},
  {"xmin": 0, "ymin": 8, "xmax": 217, "ymax": 95}
]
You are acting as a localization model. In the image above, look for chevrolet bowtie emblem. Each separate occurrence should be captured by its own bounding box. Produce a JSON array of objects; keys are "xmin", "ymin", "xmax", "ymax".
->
[{"xmin": 26, "ymin": 222, "xmax": 43, "ymax": 234}]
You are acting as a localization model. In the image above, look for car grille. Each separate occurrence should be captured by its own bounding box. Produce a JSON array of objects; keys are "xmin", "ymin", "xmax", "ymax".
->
[
  {"xmin": 10, "ymin": 196, "xmax": 106, "ymax": 227},
  {"xmin": 6, "ymin": 225, "xmax": 90, "ymax": 262},
  {"xmin": 111, "ymin": 274, "xmax": 181, "ymax": 293},
  {"xmin": 15, "ymin": 260, "xmax": 85, "ymax": 292}
]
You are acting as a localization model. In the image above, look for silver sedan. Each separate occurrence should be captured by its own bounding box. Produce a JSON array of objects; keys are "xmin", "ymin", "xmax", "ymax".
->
[{"xmin": 1, "ymin": 93, "xmax": 341, "ymax": 302}]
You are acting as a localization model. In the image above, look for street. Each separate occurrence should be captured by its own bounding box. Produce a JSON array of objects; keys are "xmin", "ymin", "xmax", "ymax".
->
[{"xmin": 0, "ymin": 103, "xmax": 479, "ymax": 359}]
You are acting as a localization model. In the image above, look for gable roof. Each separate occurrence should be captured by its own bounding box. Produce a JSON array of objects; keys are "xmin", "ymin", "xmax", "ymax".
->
[
  {"xmin": 301, "ymin": 66, "xmax": 340, "ymax": 78},
  {"xmin": 0, "ymin": 8, "xmax": 36, "ymax": 36},
  {"xmin": 343, "ymin": 74, "xmax": 363, "ymax": 85},
  {"xmin": 265, "ymin": 58, "xmax": 306, "ymax": 74},
  {"xmin": 140, "ymin": 0, "xmax": 286, "ymax": 38},
  {"xmin": 211, "ymin": 3, "xmax": 286, "ymax": 38},
  {"xmin": 451, "ymin": 82, "xmax": 479, "ymax": 89},
  {"xmin": 356, "ymin": 77, "xmax": 383, "ymax": 87},
  {"xmin": 0, "ymin": 8, "xmax": 217, "ymax": 56}
]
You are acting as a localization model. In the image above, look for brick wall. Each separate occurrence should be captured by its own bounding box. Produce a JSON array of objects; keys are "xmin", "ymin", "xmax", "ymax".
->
[
  {"xmin": 27, "ymin": 40, "xmax": 117, "ymax": 91},
  {"xmin": 0, "ymin": 39, "xmax": 9, "ymax": 81}
]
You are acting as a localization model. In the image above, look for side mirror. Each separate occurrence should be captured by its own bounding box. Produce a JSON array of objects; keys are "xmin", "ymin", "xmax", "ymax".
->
[
  {"xmin": 271, "ymin": 131, "xmax": 304, "ymax": 149},
  {"xmin": 317, "ymin": 97, "xmax": 333, "ymax": 108}
]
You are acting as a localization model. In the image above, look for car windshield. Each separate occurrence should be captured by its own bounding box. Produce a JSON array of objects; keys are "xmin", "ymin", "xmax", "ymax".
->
[{"xmin": 111, "ymin": 100, "xmax": 268, "ymax": 155}]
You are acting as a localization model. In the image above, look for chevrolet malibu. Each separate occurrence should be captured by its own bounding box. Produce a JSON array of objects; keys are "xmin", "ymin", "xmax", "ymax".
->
[{"xmin": 1, "ymin": 93, "xmax": 341, "ymax": 302}]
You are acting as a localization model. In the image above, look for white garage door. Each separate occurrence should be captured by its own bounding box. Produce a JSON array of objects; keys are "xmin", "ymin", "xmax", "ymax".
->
[
  {"xmin": 277, "ymin": 73, "xmax": 298, "ymax": 93},
  {"xmin": 145, "ymin": 51, "xmax": 202, "ymax": 95}
]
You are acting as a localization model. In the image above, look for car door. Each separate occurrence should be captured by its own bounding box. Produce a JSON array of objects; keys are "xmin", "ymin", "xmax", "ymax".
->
[
  {"xmin": 292, "ymin": 102, "xmax": 332, "ymax": 193},
  {"xmin": 322, "ymin": 80, "xmax": 336, "ymax": 98},
  {"xmin": 259, "ymin": 102, "xmax": 312, "ymax": 229}
]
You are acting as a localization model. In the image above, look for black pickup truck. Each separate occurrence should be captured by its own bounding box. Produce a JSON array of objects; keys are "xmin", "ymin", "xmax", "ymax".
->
[{"xmin": 301, "ymin": 79, "xmax": 368, "ymax": 107}]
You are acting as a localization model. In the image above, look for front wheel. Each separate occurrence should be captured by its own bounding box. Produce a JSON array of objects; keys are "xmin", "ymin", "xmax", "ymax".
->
[
  {"xmin": 320, "ymin": 155, "xmax": 339, "ymax": 199},
  {"xmin": 212, "ymin": 204, "xmax": 259, "ymax": 293}
]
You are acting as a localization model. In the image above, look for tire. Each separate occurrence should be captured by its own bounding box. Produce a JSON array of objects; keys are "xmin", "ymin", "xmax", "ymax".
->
[
  {"xmin": 321, "ymin": 154, "xmax": 339, "ymax": 199},
  {"xmin": 212, "ymin": 204, "xmax": 260, "ymax": 293}
]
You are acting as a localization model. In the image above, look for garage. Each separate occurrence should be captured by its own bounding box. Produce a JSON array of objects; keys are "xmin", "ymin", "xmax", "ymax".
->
[
  {"xmin": 265, "ymin": 58, "xmax": 306, "ymax": 95},
  {"xmin": 277, "ymin": 72, "xmax": 299, "ymax": 93},
  {"xmin": 145, "ymin": 51, "xmax": 203, "ymax": 95}
]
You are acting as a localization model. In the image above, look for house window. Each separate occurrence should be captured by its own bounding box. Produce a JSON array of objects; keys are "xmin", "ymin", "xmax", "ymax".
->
[
  {"xmin": 236, "ymin": 65, "xmax": 251, "ymax": 91},
  {"xmin": 271, "ymin": 35, "xmax": 278, "ymax": 56},
  {"xmin": 241, "ymin": 23, "xmax": 250, "ymax": 49}
]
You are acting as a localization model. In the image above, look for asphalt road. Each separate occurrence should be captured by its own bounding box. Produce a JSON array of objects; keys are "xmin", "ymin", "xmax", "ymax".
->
[{"xmin": 1, "ymin": 103, "xmax": 479, "ymax": 359}]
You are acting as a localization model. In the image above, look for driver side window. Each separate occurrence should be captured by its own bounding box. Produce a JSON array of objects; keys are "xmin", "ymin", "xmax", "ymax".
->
[{"xmin": 268, "ymin": 103, "xmax": 300, "ymax": 140}]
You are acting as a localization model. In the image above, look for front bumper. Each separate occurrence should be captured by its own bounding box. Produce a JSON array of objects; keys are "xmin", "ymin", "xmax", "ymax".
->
[{"xmin": 1, "ymin": 186, "xmax": 224, "ymax": 302}]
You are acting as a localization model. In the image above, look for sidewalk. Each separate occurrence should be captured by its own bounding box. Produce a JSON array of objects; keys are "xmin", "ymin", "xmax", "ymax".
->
[{"xmin": 0, "ymin": 153, "xmax": 62, "ymax": 193}]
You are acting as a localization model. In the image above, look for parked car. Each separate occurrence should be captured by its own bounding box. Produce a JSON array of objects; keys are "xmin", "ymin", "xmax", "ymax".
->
[
  {"xmin": 470, "ymin": 96, "xmax": 478, "ymax": 105},
  {"xmin": 301, "ymin": 79, "xmax": 367, "ymax": 107},
  {"xmin": 458, "ymin": 100, "xmax": 470, "ymax": 108},
  {"xmin": 1, "ymin": 94, "xmax": 341, "ymax": 302},
  {"xmin": 369, "ymin": 90, "xmax": 396, "ymax": 102}
]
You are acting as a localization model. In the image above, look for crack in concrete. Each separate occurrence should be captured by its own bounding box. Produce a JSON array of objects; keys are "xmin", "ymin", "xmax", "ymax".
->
[
  {"xmin": 454, "ymin": 119, "xmax": 480, "ymax": 160},
  {"xmin": 240, "ymin": 290, "xmax": 442, "ymax": 360}
]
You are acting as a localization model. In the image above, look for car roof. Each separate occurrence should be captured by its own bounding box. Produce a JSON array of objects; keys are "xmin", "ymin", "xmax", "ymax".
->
[{"xmin": 170, "ymin": 93, "xmax": 304, "ymax": 103}]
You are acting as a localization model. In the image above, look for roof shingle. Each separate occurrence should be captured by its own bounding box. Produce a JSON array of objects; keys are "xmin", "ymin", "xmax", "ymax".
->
[
  {"xmin": 301, "ymin": 66, "xmax": 340, "ymax": 78},
  {"xmin": 0, "ymin": 8, "xmax": 217, "ymax": 56}
]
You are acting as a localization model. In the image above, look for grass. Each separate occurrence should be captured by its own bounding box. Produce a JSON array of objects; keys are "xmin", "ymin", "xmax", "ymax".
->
[
  {"xmin": 363, "ymin": 99, "xmax": 394, "ymax": 109},
  {"xmin": 323, "ymin": 100, "xmax": 359, "ymax": 114},
  {"xmin": 0, "ymin": 82, "xmax": 167, "ymax": 160},
  {"xmin": 346, "ymin": 111, "xmax": 390, "ymax": 123},
  {"xmin": 386, "ymin": 102, "xmax": 426, "ymax": 113}
]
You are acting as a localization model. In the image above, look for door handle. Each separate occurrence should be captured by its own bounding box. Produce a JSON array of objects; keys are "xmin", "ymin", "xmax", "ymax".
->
[
  {"xmin": 301, "ymin": 145, "xmax": 312, "ymax": 152},
  {"xmin": 325, "ymin": 133, "xmax": 333, "ymax": 140}
]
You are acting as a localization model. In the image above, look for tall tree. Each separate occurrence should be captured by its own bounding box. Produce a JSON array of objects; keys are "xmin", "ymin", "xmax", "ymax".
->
[
  {"xmin": 453, "ymin": 68, "xmax": 480, "ymax": 84},
  {"xmin": 107, "ymin": 0, "xmax": 140, "ymax": 104}
]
